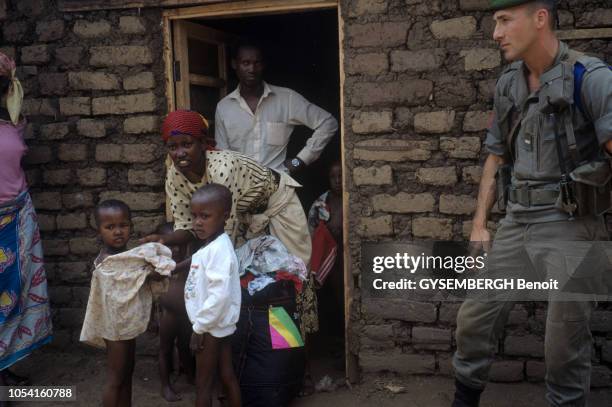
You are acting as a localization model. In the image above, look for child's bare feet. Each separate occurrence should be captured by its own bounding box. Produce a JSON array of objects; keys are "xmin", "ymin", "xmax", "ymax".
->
[{"xmin": 161, "ymin": 385, "xmax": 182, "ymax": 402}]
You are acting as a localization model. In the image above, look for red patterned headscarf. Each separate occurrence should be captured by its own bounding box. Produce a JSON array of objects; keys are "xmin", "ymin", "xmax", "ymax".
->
[
  {"xmin": 0, "ymin": 52, "xmax": 16, "ymax": 78},
  {"xmin": 161, "ymin": 110, "xmax": 209, "ymax": 143}
]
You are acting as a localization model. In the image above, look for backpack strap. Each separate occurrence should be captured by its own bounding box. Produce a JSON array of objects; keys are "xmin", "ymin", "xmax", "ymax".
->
[
  {"xmin": 498, "ymin": 61, "xmax": 524, "ymax": 163},
  {"xmin": 573, "ymin": 62, "xmax": 588, "ymax": 119},
  {"xmin": 573, "ymin": 57, "xmax": 612, "ymax": 121},
  {"xmin": 556, "ymin": 49, "xmax": 608, "ymax": 165},
  {"xmin": 571, "ymin": 53, "xmax": 612, "ymax": 164}
]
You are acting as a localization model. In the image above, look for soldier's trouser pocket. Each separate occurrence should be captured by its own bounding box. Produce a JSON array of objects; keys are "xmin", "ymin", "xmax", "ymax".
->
[{"xmin": 545, "ymin": 301, "xmax": 594, "ymax": 407}]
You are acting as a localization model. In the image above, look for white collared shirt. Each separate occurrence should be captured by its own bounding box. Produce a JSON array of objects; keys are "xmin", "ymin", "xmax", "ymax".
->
[{"xmin": 214, "ymin": 82, "xmax": 338, "ymax": 172}]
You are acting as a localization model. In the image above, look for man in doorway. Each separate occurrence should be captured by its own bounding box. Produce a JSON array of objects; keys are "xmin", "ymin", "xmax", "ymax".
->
[
  {"xmin": 452, "ymin": 1, "xmax": 612, "ymax": 406},
  {"xmin": 214, "ymin": 41, "xmax": 338, "ymax": 174}
]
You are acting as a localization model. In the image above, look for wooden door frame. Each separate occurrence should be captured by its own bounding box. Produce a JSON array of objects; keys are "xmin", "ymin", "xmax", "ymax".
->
[
  {"xmin": 171, "ymin": 20, "xmax": 236, "ymax": 110},
  {"xmin": 162, "ymin": 0, "xmax": 358, "ymax": 384},
  {"xmin": 162, "ymin": 0, "xmax": 339, "ymax": 118}
]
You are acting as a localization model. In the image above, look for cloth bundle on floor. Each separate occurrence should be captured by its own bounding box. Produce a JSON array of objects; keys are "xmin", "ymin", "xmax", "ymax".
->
[{"xmin": 80, "ymin": 243, "xmax": 175, "ymax": 348}]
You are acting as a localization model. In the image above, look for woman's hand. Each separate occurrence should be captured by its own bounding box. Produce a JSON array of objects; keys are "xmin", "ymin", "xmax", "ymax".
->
[
  {"xmin": 190, "ymin": 332, "xmax": 205, "ymax": 353},
  {"xmin": 139, "ymin": 234, "xmax": 165, "ymax": 245}
]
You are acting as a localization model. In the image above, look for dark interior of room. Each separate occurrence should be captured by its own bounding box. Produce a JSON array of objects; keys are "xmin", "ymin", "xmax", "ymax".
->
[
  {"xmin": 190, "ymin": 8, "xmax": 345, "ymax": 378},
  {"xmin": 195, "ymin": 9, "xmax": 341, "ymax": 210}
]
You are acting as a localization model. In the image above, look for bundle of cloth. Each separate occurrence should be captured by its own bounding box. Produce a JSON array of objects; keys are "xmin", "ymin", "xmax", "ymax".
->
[
  {"xmin": 232, "ymin": 236, "xmax": 307, "ymax": 407},
  {"xmin": 236, "ymin": 235, "xmax": 307, "ymax": 296},
  {"xmin": 80, "ymin": 243, "xmax": 175, "ymax": 348}
]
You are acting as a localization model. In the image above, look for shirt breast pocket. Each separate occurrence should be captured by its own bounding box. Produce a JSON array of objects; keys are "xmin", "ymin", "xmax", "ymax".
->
[
  {"xmin": 225, "ymin": 121, "xmax": 252, "ymax": 148},
  {"xmin": 538, "ymin": 114, "xmax": 560, "ymax": 176},
  {"xmin": 513, "ymin": 115, "xmax": 537, "ymax": 177},
  {"xmin": 266, "ymin": 122, "xmax": 292, "ymax": 146}
]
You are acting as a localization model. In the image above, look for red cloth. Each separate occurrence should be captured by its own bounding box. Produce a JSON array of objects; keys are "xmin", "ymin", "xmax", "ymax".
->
[
  {"xmin": 310, "ymin": 220, "xmax": 338, "ymax": 286},
  {"xmin": 275, "ymin": 271, "xmax": 303, "ymax": 293},
  {"xmin": 205, "ymin": 139, "xmax": 218, "ymax": 151},
  {"xmin": 161, "ymin": 109, "xmax": 209, "ymax": 142},
  {"xmin": 240, "ymin": 273, "xmax": 255, "ymax": 289}
]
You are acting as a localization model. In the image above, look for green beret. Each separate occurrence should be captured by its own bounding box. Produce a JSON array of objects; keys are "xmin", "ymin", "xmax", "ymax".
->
[{"xmin": 489, "ymin": 0, "xmax": 534, "ymax": 10}]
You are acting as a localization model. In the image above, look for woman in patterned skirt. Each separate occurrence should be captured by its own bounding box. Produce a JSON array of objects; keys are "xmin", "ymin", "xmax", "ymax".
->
[{"xmin": 0, "ymin": 52, "xmax": 52, "ymax": 391}]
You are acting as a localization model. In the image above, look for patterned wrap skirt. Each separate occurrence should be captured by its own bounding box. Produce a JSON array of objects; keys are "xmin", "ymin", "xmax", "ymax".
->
[{"xmin": 0, "ymin": 190, "xmax": 52, "ymax": 369}]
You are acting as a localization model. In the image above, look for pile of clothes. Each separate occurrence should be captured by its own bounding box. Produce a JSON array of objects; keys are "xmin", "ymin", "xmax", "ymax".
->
[{"xmin": 236, "ymin": 235, "xmax": 307, "ymax": 295}]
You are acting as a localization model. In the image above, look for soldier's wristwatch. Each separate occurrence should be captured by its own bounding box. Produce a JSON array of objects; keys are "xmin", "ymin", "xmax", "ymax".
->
[{"xmin": 291, "ymin": 158, "xmax": 302, "ymax": 168}]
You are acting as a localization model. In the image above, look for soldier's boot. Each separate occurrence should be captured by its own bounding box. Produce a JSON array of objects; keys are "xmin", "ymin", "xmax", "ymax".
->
[{"xmin": 451, "ymin": 379, "xmax": 482, "ymax": 407}]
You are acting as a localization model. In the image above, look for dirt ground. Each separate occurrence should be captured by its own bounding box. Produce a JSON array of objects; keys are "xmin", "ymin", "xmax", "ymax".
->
[{"xmin": 9, "ymin": 348, "xmax": 612, "ymax": 407}]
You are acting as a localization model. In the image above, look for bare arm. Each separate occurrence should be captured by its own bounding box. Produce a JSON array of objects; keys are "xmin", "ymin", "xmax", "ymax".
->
[
  {"xmin": 140, "ymin": 230, "xmax": 196, "ymax": 276},
  {"xmin": 471, "ymin": 154, "xmax": 505, "ymax": 243},
  {"xmin": 140, "ymin": 229, "xmax": 195, "ymax": 247},
  {"xmin": 172, "ymin": 257, "xmax": 192, "ymax": 276},
  {"xmin": 288, "ymin": 91, "xmax": 338, "ymax": 165}
]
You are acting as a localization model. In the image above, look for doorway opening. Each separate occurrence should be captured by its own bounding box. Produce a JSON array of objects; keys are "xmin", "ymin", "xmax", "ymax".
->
[
  {"xmin": 164, "ymin": 1, "xmax": 351, "ymax": 386},
  {"xmin": 200, "ymin": 10, "xmax": 341, "ymax": 208}
]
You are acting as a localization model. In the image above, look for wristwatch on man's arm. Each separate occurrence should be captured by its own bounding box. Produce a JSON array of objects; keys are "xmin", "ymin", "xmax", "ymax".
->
[{"xmin": 283, "ymin": 157, "xmax": 304, "ymax": 174}]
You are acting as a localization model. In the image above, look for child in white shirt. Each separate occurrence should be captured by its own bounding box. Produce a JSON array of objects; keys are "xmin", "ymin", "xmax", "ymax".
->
[{"xmin": 185, "ymin": 183, "xmax": 241, "ymax": 407}]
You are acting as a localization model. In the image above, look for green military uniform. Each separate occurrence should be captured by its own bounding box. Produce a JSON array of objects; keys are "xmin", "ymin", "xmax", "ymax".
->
[{"xmin": 452, "ymin": 7, "xmax": 612, "ymax": 407}]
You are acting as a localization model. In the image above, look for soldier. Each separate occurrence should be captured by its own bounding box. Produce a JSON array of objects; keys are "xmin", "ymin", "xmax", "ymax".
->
[{"xmin": 452, "ymin": 1, "xmax": 612, "ymax": 406}]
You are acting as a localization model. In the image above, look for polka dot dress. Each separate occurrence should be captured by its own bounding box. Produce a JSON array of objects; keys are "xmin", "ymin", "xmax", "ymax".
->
[{"xmin": 166, "ymin": 150, "xmax": 277, "ymax": 238}]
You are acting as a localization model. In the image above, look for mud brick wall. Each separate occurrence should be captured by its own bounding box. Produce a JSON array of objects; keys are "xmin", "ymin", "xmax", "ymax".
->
[
  {"xmin": 0, "ymin": 0, "xmax": 167, "ymax": 348},
  {"xmin": 342, "ymin": 0, "xmax": 612, "ymax": 385},
  {"xmin": 1, "ymin": 0, "xmax": 611, "ymax": 383}
]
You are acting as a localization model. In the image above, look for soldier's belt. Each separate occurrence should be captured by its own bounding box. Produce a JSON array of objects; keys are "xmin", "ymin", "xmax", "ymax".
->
[{"xmin": 508, "ymin": 187, "xmax": 559, "ymax": 206}]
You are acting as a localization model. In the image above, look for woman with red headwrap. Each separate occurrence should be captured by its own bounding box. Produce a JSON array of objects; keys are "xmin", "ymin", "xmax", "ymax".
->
[
  {"xmin": 0, "ymin": 52, "xmax": 52, "ymax": 389},
  {"xmin": 143, "ymin": 109, "xmax": 312, "ymax": 271}
]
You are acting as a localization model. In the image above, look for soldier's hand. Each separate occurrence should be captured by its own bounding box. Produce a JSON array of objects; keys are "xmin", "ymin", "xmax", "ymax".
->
[{"xmin": 469, "ymin": 225, "xmax": 491, "ymax": 256}]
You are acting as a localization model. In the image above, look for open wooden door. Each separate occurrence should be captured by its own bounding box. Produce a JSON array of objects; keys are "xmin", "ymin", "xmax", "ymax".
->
[
  {"xmin": 172, "ymin": 20, "xmax": 238, "ymax": 129},
  {"xmin": 166, "ymin": 20, "xmax": 237, "ymax": 220}
]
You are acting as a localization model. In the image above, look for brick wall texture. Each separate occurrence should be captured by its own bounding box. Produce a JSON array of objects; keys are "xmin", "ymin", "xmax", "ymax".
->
[
  {"xmin": 1, "ymin": 0, "xmax": 165, "ymax": 350},
  {"xmin": 3, "ymin": 0, "xmax": 611, "ymax": 385}
]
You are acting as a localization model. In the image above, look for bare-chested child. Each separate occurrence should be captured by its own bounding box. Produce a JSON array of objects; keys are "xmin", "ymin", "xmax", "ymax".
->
[
  {"xmin": 156, "ymin": 222, "xmax": 195, "ymax": 402},
  {"xmin": 93, "ymin": 199, "xmax": 136, "ymax": 407},
  {"xmin": 185, "ymin": 184, "xmax": 241, "ymax": 407}
]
